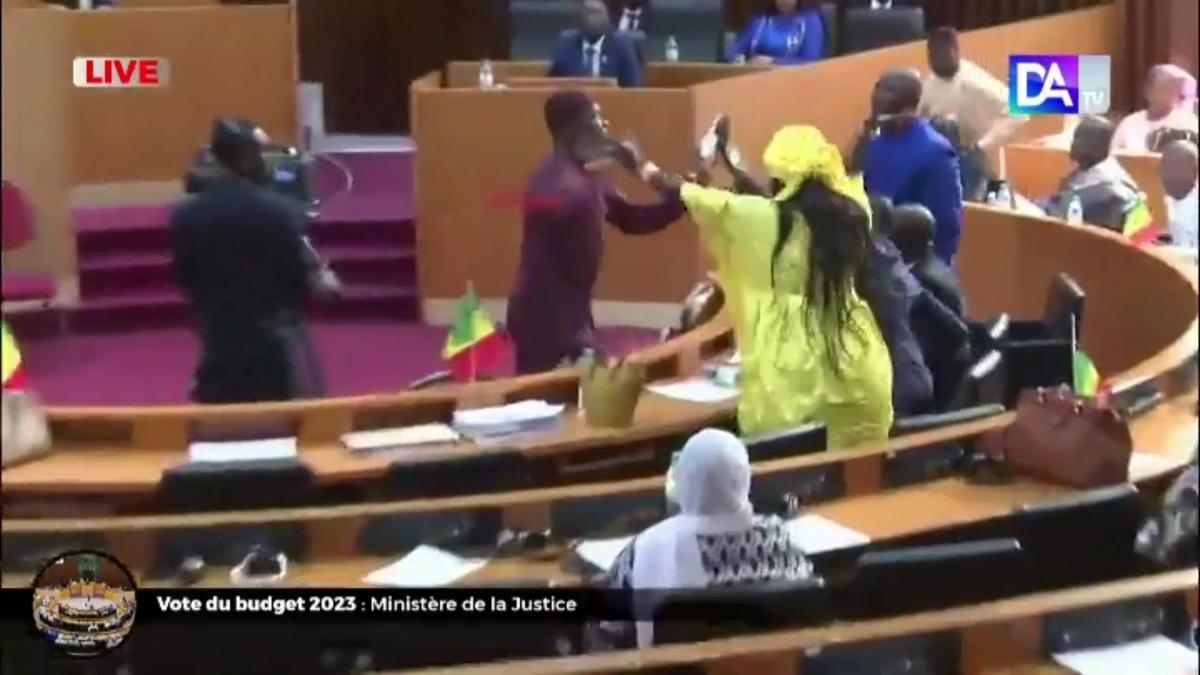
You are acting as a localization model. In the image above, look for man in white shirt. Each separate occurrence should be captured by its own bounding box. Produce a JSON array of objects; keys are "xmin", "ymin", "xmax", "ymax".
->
[
  {"xmin": 1160, "ymin": 140, "xmax": 1199, "ymax": 251},
  {"xmin": 919, "ymin": 27, "xmax": 1028, "ymax": 201}
]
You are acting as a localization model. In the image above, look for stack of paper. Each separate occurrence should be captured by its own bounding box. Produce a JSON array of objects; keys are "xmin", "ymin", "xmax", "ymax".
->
[
  {"xmin": 188, "ymin": 437, "xmax": 298, "ymax": 463},
  {"xmin": 341, "ymin": 424, "xmax": 460, "ymax": 453},
  {"xmin": 574, "ymin": 536, "xmax": 634, "ymax": 572},
  {"xmin": 452, "ymin": 400, "xmax": 565, "ymax": 438},
  {"xmin": 1052, "ymin": 635, "xmax": 1198, "ymax": 674},
  {"xmin": 785, "ymin": 514, "xmax": 871, "ymax": 554},
  {"xmin": 363, "ymin": 545, "xmax": 490, "ymax": 587},
  {"xmin": 647, "ymin": 378, "xmax": 739, "ymax": 404}
]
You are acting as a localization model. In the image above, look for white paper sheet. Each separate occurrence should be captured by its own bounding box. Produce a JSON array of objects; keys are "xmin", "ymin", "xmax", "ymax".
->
[
  {"xmin": 362, "ymin": 545, "xmax": 489, "ymax": 587},
  {"xmin": 341, "ymin": 424, "xmax": 460, "ymax": 452},
  {"xmin": 187, "ymin": 437, "xmax": 298, "ymax": 463},
  {"xmin": 647, "ymin": 378, "xmax": 739, "ymax": 404},
  {"xmin": 785, "ymin": 514, "xmax": 871, "ymax": 554},
  {"xmin": 574, "ymin": 536, "xmax": 634, "ymax": 572},
  {"xmin": 1129, "ymin": 452, "xmax": 1184, "ymax": 479},
  {"xmin": 1052, "ymin": 635, "xmax": 1198, "ymax": 675},
  {"xmin": 452, "ymin": 400, "xmax": 565, "ymax": 437}
]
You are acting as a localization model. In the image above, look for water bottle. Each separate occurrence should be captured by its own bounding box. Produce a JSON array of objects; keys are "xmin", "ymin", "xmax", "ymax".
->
[
  {"xmin": 478, "ymin": 60, "xmax": 495, "ymax": 90},
  {"xmin": 1066, "ymin": 194, "xmax": 1084, "ymax": 225},
  {"xmin": 577, "ymin": 348, "xmax": 596, "ymax": 416},
  {"xmin": 664, "ymin": 36, "xmax": 680, "ymax": 63},
  {"xmin": 996, "ymin": 182, "xmax": 1013, "ymax": 210}
]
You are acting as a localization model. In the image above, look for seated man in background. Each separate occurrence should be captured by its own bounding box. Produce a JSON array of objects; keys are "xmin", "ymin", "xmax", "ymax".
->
[
  {"xmin": 860, "ymin": 195, "xmax": 934, "ymax": 416},
  {"xmin": 890, "ymin": 204, "xmax": 966, "ymax": 317},
  {"xmin": 1112, "ymin": 64, "xmax": 1198, "ymax": 154},
  {"xmin": 1044, "ymin": 116, "xmax": 1145, "ymax": 233},
  {"xmin": 549, "ymin": 0, "xmax": 644, "ymax": 88},
  {"xmin": 727, "ymin": 0, "xmax": 825, "ymax": 66},
  {"xmin": 858, "ymin": 69, "xmax": 964, "ymax": 265},
  {"xmin": 170, "ymin": 119, "xmax": 325, "ymax": 404},
  {"xmin": 919, "ymin": 28, "xmax": 1027, "ymax": 202},
  {"xmin": 1160, "ymin": 139, "xmax": 1198, "ymax": 251}
]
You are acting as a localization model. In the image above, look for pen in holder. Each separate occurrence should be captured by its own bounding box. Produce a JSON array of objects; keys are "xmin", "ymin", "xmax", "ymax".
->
[{"xmin": 581, "ymin": 359, "xmax": 646, "ymax": 428}]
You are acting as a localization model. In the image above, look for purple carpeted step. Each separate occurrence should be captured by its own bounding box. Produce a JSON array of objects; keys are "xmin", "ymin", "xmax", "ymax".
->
[
  {"xmin": 308, "ymin": 219, "xmax": 415, "ymax": 248},
  {"xmin": 78, "ymin": 246, "xmax": 417, "ymax": 300},
  {"xmin": 69, "ymin": 283, "xmax": 420, "ymax": 333}
]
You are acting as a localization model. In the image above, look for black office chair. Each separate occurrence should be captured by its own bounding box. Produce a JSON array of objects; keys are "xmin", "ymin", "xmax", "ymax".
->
[
  {"xmin": 802, "ymin": 632, "xmax": 959, "ymax": 675},
  {"xmin": 652, "ymin": 578, "xmax": 832, "ymax": 645},
  {"xmin": 1012, "ymin": 484, "xmax": 1145, "ymax": 592},
  {"xmin": 153, "ymin": 459, "xmax": 316, "ymax": 572},
  {"xmin": 884, "ymin": 403, "xmax": 1006, "ymax": 488},
  {"xmin": 641, "ymin": 0, "xmax": 724, "ymax": 63},
  {"xmin": 999, "ymin": 273, "xmax": 1084, "ymax": 404},
  {"xmin": 1008, "ymin": 272, "xmax": 1086, "ymax": 343},
  {"xmin": 840, "ymin": 538, "xmax": 1024, "ymax": 618},
  {"xmin": 751, "ymin": 464, "xmax": 846, "ymax": 517},
  {"xmin": 841, "ymin": 6, "xmax": 925, "ymax": 54},
  {"xmin": 819, "ymin": 2, "xmax": 839, "ymax": 57},
  {"xmin": 380, "ymin": 450, "xmax": 531, "ymax": 499},
  {"xmin": 551, "ymin": 487, "xmax": 665, "ymax": 540},
  {"xmin": 743, "ymin": 423, "xmax": 828, "ymax": 462},
  {"xmin": 947, "ymin": 349, "xmax": 1007, "ymax": 411}
]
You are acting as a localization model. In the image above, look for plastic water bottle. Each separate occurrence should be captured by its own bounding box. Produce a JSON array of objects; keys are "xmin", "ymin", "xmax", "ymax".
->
[
  {"xmin": 478, "ymin": 60, "xmax": 495, "ymax": 90},
  {"xmin": 1066, "ymin": 194, "xmax": 1084, "ymax": 225},
  {"xmin": 577, "ymin": 348, "xmax": 596, "ymax": 416},
  {"xmin": 996, "ymin": 182, "xmax": 1013, "ymax": 210},
  {"xmin": 665, "ymin": 36, "xmax": 680, "ymax": 63}
]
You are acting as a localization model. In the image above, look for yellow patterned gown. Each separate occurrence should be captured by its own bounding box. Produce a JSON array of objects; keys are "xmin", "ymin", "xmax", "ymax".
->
[{"xmin": 682, "ymin": 183, "xmax": 893, "ymax": 448}]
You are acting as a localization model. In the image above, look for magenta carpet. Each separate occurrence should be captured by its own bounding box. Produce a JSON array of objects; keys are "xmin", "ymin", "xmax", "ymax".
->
[{"xmin": 18, "ymin": 321, "xmax": 658, "ymax": 406}]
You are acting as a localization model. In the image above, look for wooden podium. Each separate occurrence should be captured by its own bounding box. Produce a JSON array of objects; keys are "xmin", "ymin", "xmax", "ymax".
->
[
  {"xmin": 411, "ymin": 6, "xmax": 1120, "ymax": 327},
  {"xmin": 1, "ymin": 4, "xmax": 297, "ymax": 278}
]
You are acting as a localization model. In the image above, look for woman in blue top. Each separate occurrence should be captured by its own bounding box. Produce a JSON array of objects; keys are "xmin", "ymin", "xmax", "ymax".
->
[{"xmin": 728, "ymin": 0, "xmax": 825, "ymax": 66}]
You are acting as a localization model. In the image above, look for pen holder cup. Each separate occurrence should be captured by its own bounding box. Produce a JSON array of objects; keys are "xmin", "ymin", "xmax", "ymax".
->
[{"xmin": 581, "ymin": 361, "xmax": 646, "ymax": 428}]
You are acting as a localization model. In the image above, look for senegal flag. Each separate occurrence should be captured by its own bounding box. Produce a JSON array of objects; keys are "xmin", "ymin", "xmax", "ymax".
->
[
  {"xmin": 1073, "ymin": 350, "xmax": 1101, "ymax": 398},
  {"xmin": 442, "ymin": 286, "xmax": 506, "ymax": 382},
  {"xmin": 2, "ymin": 322, "xmax": 28, "ymax": 390},
  {"xmin": 1123, "ymin": 196, "xmax": 1161, "ymax": 247}
]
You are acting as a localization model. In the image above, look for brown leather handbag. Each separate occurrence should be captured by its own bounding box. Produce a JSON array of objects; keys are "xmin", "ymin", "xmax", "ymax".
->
[{"xmin": 978, "ymin": 385, "xmax": 1132, "ymax": 488}]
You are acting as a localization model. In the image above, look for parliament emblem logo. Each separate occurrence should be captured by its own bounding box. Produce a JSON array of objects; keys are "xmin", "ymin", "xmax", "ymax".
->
[{"xmin": 31, "ymin": 550, "xmax": 138, "ymax": 658}]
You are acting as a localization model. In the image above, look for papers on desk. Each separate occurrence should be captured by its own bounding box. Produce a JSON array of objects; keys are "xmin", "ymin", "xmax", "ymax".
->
[
  {"xmin": 785, "ymin": 514, "xmax": 871, "ymax": 554},
  {"xmin": 341, "ymin": 424, "xmax": 460, "ymax": 453},
  {"xmin": 452, "ymin": 400, "xmax": 564, "ymax": 438},
  {"xmin": 1129, "ymin": 451, "xmax": 1185, "ymax": 479},
  {"xmin": 362, "ymin": 545, "xmax": 489, "ymax": 587},
  {"xmin": 647, "ymin": 378, "xmax": 739, "ymax": 404},
  {"xmin": 187, "ymin": 437, "xmax": 298, "ymax": 464},
  {"xmin": 1052, "ymin": 635, "xmax": 1198, "ymax": 675},
  {"xmin": 574, "ymin": 536, "xmax": 634, "ymax": 572}
]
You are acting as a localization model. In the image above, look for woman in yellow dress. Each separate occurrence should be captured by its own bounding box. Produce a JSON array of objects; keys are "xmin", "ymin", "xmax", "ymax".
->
[{"xmin": 630, "ymin": 125, "xmax": 893, "ymax": 448}]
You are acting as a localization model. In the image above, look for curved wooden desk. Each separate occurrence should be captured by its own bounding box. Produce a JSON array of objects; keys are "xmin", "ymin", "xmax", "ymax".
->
[
  {"xmin": 1, "ymin": 206, "xmax": 1197, "ymax": 511},
  {"xmin": 397, "ymin": 569, "xmax": 1198, "ymax": 675}
]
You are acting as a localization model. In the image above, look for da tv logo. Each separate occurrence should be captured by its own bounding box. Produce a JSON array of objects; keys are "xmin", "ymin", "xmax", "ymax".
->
[{"xmin": 1009, "ymin": 54, "xmax": 1110, "ymax": 115}]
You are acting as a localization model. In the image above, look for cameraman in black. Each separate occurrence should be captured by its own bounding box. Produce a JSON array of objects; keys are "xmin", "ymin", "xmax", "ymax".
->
[{"xmin": 171, "ymin": 119, "xmax": 333, "ymax": 403}]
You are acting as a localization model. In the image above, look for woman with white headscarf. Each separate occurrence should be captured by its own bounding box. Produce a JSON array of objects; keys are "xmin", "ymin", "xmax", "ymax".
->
[
  {"xmin": 1112, "ymin": 64, "xmax": 1199, "ymax": 153},
  {"xmin": 599, "ymin": 428, "xmax": 814, "ymax": 647}
]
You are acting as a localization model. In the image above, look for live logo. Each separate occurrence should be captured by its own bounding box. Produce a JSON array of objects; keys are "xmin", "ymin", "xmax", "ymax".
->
[{"xmin": 73, "ymin": 57, "xmax": 169, "ymax": 88}]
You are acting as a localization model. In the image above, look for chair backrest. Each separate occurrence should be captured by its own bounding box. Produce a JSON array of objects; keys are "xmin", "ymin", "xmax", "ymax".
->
[
  {"xmin": 846, "ymin": 538, "xmax": 1024, "ymax": 618},
  {"xmin": 819, "ymin": 2, "xmax": 839, "ymax": 57},
  {"xmin": 890, "ymin": 402, "xmax": 1006, "ymax": 437},
  {"xmin": 382, "ymin": 450, "xmax": 531, "ymax": 499},
  {"xmin": 158, "ymin": 459, "xmax": 317, "ymax": 511},
  {"xmin": 842, "ymin": 6, "xmax": 925, "ymax": 54},
  {"xmin": 948, "ymin": 349, "xmax": 1006, "ymax": 410},
  {"xmin": 1042, "ymin": 272, "xmax": 1086, "ymax": 343},
  {"xmin": 743, "ymin": 423, "xmax": 827, "ymax": 461},
  {"xmin": 641, "ymin": 0, "xmax": 725, "ymax": 63},
  {"xmin": 652, "ymin": 578, "xmax": 832, "ymax": 645}
]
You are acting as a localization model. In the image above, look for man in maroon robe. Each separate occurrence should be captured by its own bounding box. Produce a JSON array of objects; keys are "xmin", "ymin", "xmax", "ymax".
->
[{"xmin": 508, "ymin": 91, "xmax": 684, "ymax": 375}]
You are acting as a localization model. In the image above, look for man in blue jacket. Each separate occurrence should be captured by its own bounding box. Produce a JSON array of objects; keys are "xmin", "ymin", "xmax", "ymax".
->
[
  {"xmin": 857, "ymin": 69, "xmax": 964, "ymax": 265},
  {"xmin": 548, "ymin": 0, "xmax": 644, "ymax": 88}
]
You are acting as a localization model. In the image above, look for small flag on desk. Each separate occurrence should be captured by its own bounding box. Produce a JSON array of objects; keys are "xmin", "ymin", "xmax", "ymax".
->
[
  {"xmin": 442, "ymin": 286, "xmax": 507, "ymax": 382},
  {"xmin": 1123, "ymin": 196, "xmax": 1161, "ymax": 247},
  {"xmin": 1073, "ymin": 350, "xmax": 1101, "ymax": 398},
  {"xmin": 1, "ymin": 322, "xmax": 28, "ymax": 391}
]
